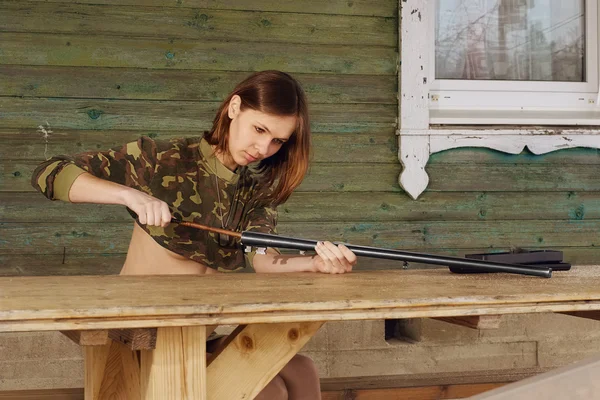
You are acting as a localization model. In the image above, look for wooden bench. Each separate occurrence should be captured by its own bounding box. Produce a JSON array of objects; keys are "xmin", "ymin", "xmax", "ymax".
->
[{"xmin": 1, "ymin": 267, "xmax": 600, "ymax": 399}]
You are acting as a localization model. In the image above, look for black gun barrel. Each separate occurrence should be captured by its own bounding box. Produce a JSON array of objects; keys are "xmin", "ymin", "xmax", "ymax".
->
[{"xmin": 241, "ymin": 231, "xmax": 552, "ymax": 278}]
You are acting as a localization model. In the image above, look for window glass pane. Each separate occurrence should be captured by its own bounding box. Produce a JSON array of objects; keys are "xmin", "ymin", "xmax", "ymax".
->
[{"xmin": 436, "ymin": 0, "xmax": 585, "ymax": 82}]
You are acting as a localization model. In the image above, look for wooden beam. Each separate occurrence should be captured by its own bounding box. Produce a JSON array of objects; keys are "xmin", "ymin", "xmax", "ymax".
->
[
  {"xmin": 84, "ymin": 342, "xmax": 111, "ymax": 400},
  {"xmin": 207, "ymin": 322, "xmax": 323, "ymax": 399},
  {"xmin": 108, "ymin": 328, "xmax": 157, "ymax": 350},
  {"xmin": 84, "ymin": 340, "xmax": 141, "ymax": 400},
  {"xmin": 140, "ymin": 326, "xmax": 206, "ymax": 400},
  {"xmin": 61, "ymin": 330, "xmax": 108, "ymax": 346},
  {"xmin": 434, "ymin": 315, "xmax": 502, "ymax": 330},
  {"xmin": 559, "ymin": 311, "xmax": 600, "ymax": 321}
]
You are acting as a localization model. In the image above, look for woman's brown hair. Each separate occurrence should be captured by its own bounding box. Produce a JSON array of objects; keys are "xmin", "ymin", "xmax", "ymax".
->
[{"xmin": 204, "ymin": 70, "xmax": 310, "ymax": 205}]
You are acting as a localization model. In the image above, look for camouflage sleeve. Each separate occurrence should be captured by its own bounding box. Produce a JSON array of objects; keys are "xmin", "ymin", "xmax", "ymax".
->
[
  {"xmin": 31, "ymin": 136, "xmax": 159, "ymax": 201},
  {"xmin": 243, "ymin": 186, "xmax": 281, "ymax": 269},
  {"xmin": 244, "ymin": 204, "xmax": 279, "ymax": 234},
  {"xmin": 244, "ymin": 182, "xmax": 279, "ymax": 234}
]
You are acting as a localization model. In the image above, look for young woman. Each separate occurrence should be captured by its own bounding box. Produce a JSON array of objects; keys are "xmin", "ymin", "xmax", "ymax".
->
[{"xmin": 32, "ymin": 70, "xmax": 357, "ymax": 399}]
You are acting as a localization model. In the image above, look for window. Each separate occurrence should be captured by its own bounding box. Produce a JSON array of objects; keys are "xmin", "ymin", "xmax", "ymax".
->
[
  {"xmin": 429, "ymin": 0, "xmax": 599, "ymax": 125},
  {"xmin": 398, "ymin": 0, "xmax": 600, "ymax": 199}
]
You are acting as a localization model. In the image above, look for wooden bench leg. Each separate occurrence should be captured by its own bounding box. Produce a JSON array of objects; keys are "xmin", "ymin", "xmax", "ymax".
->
[
  {"xmin": 84, "ymin": 340, "xmax": 141, "ymax": 400},
  {"xmin": 140, "ymin": 326, "xmax": 207, "ymax": 400},
  {"xmin": 84, "ymin": 326, "xmax": 206, "ymax": 400},
  {"xmin": 207, "ymin": 321, "xmax": 323, "ymax": 400}
]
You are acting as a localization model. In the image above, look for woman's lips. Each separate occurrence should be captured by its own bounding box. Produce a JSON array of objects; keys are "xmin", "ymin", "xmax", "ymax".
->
[{"xmin": 244, "ymin": 151, "xmax": 257, "ymax": 162}]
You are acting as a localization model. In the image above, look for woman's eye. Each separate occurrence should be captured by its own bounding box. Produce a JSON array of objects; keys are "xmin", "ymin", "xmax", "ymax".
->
[
  {"xmin": 255, "ymin": 126, "xmax": 264, "ymax": 133},
  {"xmin": 273, "ymin": 138, "xmax": 284, "ymax": 145}
]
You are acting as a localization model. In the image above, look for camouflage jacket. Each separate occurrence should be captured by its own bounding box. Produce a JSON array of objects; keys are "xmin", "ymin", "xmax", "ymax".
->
[{"xmin": 31, "ymin": 136, "xmax": 278, "ymax": 271}]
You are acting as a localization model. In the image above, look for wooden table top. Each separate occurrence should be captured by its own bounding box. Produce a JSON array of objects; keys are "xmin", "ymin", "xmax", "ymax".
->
[{"xmin": 1, "ymin": 267, "xmax": 599, "ymax": 332}]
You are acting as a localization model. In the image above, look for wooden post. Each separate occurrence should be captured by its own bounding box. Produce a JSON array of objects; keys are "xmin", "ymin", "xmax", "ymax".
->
[
  {"xmin": 140, "ymin": 326, "xmax": 207, "ymax": 400},
  {"xmin": 207, "ymin": 321, "xmax": 323, "ymax": 399}
]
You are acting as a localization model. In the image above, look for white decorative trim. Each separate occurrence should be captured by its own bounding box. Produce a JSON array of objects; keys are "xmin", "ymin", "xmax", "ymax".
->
[
  {"xmin": 397, "ymin": 0, "xmax": 600, "ymax": 200},
  {"xmin": 399, "ymin": 130, "xmax": 600, "ymax": 199},
  {"xmin": 399, "ymin": 0, "xmax": 430, "ymax": 132},
  {"xmin": 398, "ymin": 135, "xmax": 429, "ymax": 200}
]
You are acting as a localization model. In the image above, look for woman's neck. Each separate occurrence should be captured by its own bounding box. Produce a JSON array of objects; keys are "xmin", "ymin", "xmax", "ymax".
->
[{"xmin": 211, "ymin": 146, "xmax": 237, "ymax": 172}]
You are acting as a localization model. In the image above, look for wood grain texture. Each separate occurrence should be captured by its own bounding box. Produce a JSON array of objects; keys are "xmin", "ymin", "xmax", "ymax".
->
[
  {"xmin": 0, "ymin": 130, "xmax": 397, "ymax": 163},
  {"xmin": 140, "ymin": 326, "xmax": 206, "ymax": 400},
  {"xmin": 84, "ymin": 343, "xmax": 111, "ymax": 400},
  {"xmin": 3, "ymin": 191, "xmax": 599, "ymax": 223},
  {"xmin": 7, "ymin": 162, "xmax": 600, "ymax": 193},
  {"xmin": 21, "ymin": 0, "xmax": 397, "ymax": 17},
  {"xmin": 1, "ymin": 2, "xmax": 397, "ymax": 46},
  {"xmin": 207, "ymin": 322, "xmax": 323, "ymax": 399},
  {"xmin": 108, "ymin": 328, "xmax": 157, "ymax": 350},
  {"xmin": 0, "ymin": 98, "xmax": 395, "ymax": 132},
  {"xmin": 2, "ymin": 220, "xmax": 599, "ymax": 255},
  {"xmin": 1, "ymin": 267, "xmax": 600, "ymax": 331},
  {"xmin": 2, "ymin": 248, "xmax": 600, "ymax": 276},
  {"xmin": 0, "ymin": 67, "xmax": 397, "ymax": 103},
  {"xmin": 0, "ymin": 33, "xmax": 397, "ymax": 75},
  {"xmin": 61, "ymin": 330, "xmax": 108, "ymax": 346}
]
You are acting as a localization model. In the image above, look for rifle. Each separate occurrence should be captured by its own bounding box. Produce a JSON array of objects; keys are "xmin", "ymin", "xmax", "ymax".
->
[{"xmin": 171, "ymin": 218, "xmax": 552, "ymax": 278}]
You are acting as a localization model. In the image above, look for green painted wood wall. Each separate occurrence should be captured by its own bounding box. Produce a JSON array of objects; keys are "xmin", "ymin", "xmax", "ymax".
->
[{"xmin": 1, "ymin": 0, "xmax": 598, "ymax": 277}]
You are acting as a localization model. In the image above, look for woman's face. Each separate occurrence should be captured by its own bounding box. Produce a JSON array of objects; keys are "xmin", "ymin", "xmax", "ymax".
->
[{"xmin": 224, "ymin": 95, "xmax": 297, "ymax": 170}]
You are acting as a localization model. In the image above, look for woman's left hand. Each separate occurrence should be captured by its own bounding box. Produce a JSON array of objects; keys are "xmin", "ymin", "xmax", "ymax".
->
[{"xmin": 312, "ymin": 241, "xmax": 357, "ymax": 274}]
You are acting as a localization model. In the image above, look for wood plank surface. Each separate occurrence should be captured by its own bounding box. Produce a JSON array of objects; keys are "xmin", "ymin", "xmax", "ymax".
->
[
  {"xmin": 6, "ymin": 162, "xmax": 600, "ymax": 193},
  {"xmin": 430, "ymin": 146, "xmax": 600, "ymax": 165},
  {"xmin": 1, "ymin": 267, "xmax": 600, "ymax": 331},
  {"xmin": 0, "ymin": 33, "xmax": 397, "ymax": 75},
  {"xmin": 1, "ymin": 66, "xmax": 397, "ymax": 103},
  {"xmin": 2, "ymin": 220, "xmax": 598, "ymax": 255},
  {"xmin": 2, "ymin": 247, "xmax": 600, "ymax": 276},
  {"xmin": 61, "ymin": 330, "xmax": 108, "ymax": 346},
  {"xmin": 22, "ymin": 0, "xmax": 397, "ymax": 17},
  {"xmin": 0, "ymin": 254, "xmax": 125, "ymax": 276},
  {"xmin": 0, "ymin": 130, "xmax": 397, "ymax": 163},
  {"xmin": 207, "ymin": 322, "xmax": 323, "ymax": 399},
  {"xmin": 4, "ymin": 191, "xmax": 599, "ymax": 223},
  {"xmin": 1, "ymin": 2, "xmax": 397, "ymax": 46},
  {"xmin": 140, "ymin": 326, "xmax": 206, "ymax": 400},
  {"xmin": 0, "ymin": 98, "xmax": 395, "ymax": 132}
]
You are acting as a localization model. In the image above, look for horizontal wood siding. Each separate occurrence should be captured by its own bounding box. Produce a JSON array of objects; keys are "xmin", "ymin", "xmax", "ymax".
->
[
  {"xmin": 1, "ymin": 0, "xmax": 600, "ymax": 394},
  {"xmin": 0, "ymin": 1, "xmax": 399, "ymax": 276}
]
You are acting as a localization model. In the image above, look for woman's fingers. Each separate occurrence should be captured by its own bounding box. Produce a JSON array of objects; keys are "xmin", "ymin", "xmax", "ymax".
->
[
  {"xmin": 161, "ymin": 203, "xmax": 172, "ymax": 227},
  {"xmin": 338, "ymin": 244, "xmax": 357, "ymax": 272},
  {"xmin": 316, "ymin": 242, "xmax": 345, "ymax": 273},
  {"xmin": 321, "ymin": 241, "xmax": 347, "ymax": 272},
  {"xmin": 314, "ymin": 242, "xmax": 358, "ymax": 274},
  {"xmin": 129, "ymin": 193, "xmax": 171, "ymax": 227}
]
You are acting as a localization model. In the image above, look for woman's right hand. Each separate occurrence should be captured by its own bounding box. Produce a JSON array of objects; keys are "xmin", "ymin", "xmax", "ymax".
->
[{"xmin": 121, "ymin": 188, "xmax": 172, "ymax": 227}]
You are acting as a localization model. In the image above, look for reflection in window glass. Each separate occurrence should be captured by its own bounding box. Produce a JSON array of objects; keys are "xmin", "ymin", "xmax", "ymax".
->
[{"xmin": 436, "ymin": 0, "xmax": 585, "ymax": 82}]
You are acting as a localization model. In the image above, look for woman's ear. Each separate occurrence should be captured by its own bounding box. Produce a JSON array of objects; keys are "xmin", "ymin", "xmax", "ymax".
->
[{"xmin": 228, "ymin": 95, "xmax": 242, "ymax": 119}]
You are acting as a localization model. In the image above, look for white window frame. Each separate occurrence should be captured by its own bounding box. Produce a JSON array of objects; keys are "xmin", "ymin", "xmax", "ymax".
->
[
  {"xmin": 430, "ymin": 0, "xmax": 599, "ymax": 124},
  {"xmin": 398, "ymin": 0, "xmax": 600, "ymax": 200}
]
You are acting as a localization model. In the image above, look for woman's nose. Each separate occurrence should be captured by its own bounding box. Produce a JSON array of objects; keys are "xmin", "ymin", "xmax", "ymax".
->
[{"xmin": 257, "ymin": 136, "xmax": 271, "ymax": 155}]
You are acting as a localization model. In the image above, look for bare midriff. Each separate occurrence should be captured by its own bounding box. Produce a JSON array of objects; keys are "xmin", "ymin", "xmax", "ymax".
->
[{"xmin": 119, "ymin": 223, "xmax": 220, "ymax": 276}]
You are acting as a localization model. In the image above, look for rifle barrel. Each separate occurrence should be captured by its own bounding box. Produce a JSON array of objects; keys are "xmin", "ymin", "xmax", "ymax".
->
[
  {"xmin": 241, "ymin": 231, "xmax": 552, "ymax": 278},
  {"xmin": 170, "ymin": 219, "xmax": 552, "ymax": 278}
]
